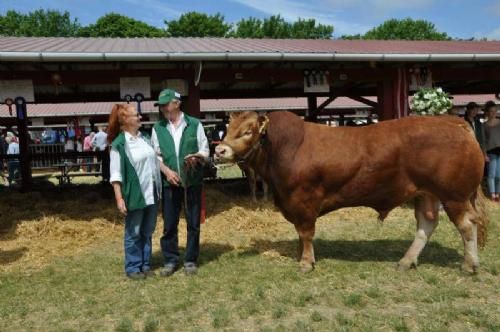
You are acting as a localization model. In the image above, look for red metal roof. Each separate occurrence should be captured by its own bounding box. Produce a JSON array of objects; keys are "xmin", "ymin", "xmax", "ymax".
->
[
  {"xmin": 1, "ymin": 37, "xmax": 500, "ymax": 54},
  {"xmin": 0, "ymin": 95, "xmax": 496, "ymax": 118}
]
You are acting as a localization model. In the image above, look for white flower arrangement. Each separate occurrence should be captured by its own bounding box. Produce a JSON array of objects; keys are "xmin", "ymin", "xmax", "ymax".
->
[{"xmin": 410, "ymin": 87, "xmax": 453, "ymax": 116}]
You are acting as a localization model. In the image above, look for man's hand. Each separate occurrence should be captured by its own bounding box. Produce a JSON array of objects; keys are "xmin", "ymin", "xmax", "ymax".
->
[
  {"xmin": 161, "ymin": 164, "xmax": 181, "ymax": 186},
  {"xmin": 116, "ymin": 198, "xmax": 127, "ymax": 215},
  {"xmin": 184, "ymin": 153, "xmax": 205, "ymax": 170}
]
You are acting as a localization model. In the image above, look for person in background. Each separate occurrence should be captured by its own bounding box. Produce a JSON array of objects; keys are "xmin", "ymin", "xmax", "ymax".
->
[
  {"xmin": 108, "ymin": 104, "xmax": 161, "ymax": 280},
  {"xmin": 76, "ymin": 136, "xmax": 84, "ymax": 171},
  {"xmin": 151, "ymin": 89, "xmax": 209, "ymax": 277},
  {"xmin": 41, "ymin": 127, "xmax": 57, "ymax": 144},
  {"xmin": 6, "ymin": 135, "xmax": 20, "ymax": 186},
  {"xmin": 83, "ymin": 132, "xmax": 95, "ymax": 172},
  {"xmin": 92, "ymin": 126, "xmax": 109, "ymax": 181},
  {"xmin": 484, "ymin": 101, "xmax": 500, "ymax": 202},
  {"xmin": 464, "ymin": 102, "xmax": 487, "ymax": 159}
]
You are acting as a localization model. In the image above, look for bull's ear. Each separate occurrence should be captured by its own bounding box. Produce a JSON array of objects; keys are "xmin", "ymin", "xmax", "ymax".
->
[
  {"xmin": 229, "ymin": 112, "xmax": 239, "ymax": 121},
  {"xmin": 258, "ymin": 115, "xmax": 269, "ymax": 135}
]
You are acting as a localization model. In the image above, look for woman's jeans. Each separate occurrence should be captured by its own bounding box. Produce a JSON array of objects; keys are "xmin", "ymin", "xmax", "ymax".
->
[{"xmin": 124, "ymin": 203, "xmax": 158, "ymax": 274}]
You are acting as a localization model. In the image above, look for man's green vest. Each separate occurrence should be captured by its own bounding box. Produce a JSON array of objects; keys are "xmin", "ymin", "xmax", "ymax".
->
[
  {"xmin": 153, "ymin": 114, "xmax": 204, "ymax": 188},
  {"xmin": 111, "ymin": 132, "xmax": 147, "ymax": 211}
]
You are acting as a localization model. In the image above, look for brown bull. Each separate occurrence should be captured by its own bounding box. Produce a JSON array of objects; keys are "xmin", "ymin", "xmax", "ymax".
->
[{"xmin": 215, "ymin": 111, "xmax": 489, "ymax": 273}]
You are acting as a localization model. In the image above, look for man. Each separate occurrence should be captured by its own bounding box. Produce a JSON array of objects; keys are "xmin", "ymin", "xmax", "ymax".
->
[
  {"xmin": 464, "ymin": 102, "xmax": 485, "ymax": 148},
  {"xmin": 91, "ymin": 127, "xmax": 108, "ymax": 152},
  {"xmin": 6, "ymin": 135, "xmax": 20, "ymax": 186},
  {"xmin": 91, "ymin": 127, "xmax": 109, "ymax": 182},
  {"xmin": 151, "ymin": 89, "xmax": 209, "ymax": 276}
]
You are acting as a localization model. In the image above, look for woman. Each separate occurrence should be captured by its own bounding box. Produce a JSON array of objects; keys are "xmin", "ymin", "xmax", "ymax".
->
[
  {"xmin": 484, "ymin": 101, "xmax": 500, "ymax": 201},
  {"xmin": 83, "ymin": 132, "xmax": 95, "ymax": 172},
  {"xmin": 108, "ymin": 104, "xmax": 162, "ymax": 279}
]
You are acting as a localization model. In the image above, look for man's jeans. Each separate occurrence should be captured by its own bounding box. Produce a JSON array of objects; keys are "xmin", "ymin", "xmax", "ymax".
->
[
  {"xmin": 161, "ymin": 185, "xmax": 202, "ymax": 266},
  {"xmin": 124, "ymin": 203, "xmax": 158, "ymax": 274}
]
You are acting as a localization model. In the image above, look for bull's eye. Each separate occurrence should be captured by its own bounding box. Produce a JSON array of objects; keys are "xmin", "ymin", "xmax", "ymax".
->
[{"xmin": 244, "ymin": 130, "xmax": 252, "ymax": 136}]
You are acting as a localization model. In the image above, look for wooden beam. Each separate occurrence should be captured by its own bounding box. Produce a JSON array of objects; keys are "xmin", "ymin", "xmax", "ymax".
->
[
  {"xmin": 317, "ymin": 96, "xmax": 337, "ymax": 112},
  {"xmin": 187, "ymin": 77, "xmax": 201, "ymax": 118},
  {"xmin": 347, "ymin": 96, "xmax": 377, "ymax": 108}
]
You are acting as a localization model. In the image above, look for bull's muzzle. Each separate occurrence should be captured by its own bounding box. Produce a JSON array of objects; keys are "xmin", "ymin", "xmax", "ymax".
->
[{"xmin": 214, "ymin": 144, "xmax": 233, "ymax": 162}]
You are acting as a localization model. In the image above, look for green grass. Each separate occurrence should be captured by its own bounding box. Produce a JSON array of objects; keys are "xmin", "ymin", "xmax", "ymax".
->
[{"xmin": 0, "ymin": 183, "xmax": 499, "ymax": 331}]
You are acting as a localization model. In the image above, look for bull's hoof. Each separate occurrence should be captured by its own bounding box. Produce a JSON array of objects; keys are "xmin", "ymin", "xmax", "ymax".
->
[
  {"xmin": 298, "ymin": 263, "xmax": 314, "ymax": 274},
  {"xmin": 461, "ymin": 262, "xmax": 478, "ymax": 274},
  {"xmin": 397, "ymin": 259, "xmax": 416, "ymax": 271}
]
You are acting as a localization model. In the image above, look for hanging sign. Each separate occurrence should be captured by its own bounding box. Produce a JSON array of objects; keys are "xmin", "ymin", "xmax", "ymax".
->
[
  {"xmin": 0, "ymin": 80, "xmax": 35, "ymax": 103},
  {"xmin": 120, "ymin": 77, "xmax": 151, "ymax": 99}
]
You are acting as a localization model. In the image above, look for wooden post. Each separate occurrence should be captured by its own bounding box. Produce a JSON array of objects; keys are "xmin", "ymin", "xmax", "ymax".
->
[
  {"xmin": 306, "ymin": 96, "xmax": 318, "ymax": 122},
  {"xmin": 377, "ymin": 67, "xmax": 409, "ymax": 121},
  {"xmin": 377, "ymin": 77, "xmax": 396, "ymax": 121},
  {"xmin": 14, "ymin": 97, "xmax": 33, "ymax": 192},
  {"xmin": 187, "ymin": 78, "xmax": 201, "ymax": 118}
]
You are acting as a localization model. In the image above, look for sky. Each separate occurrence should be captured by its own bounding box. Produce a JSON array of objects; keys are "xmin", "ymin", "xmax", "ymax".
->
[{"xmin": 1, "ymin": 0, "xmax": 500, "ymax": 39}]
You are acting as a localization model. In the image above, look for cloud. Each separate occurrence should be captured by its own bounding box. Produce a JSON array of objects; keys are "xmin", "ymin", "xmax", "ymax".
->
[
  {"xmin": 123, "ymin": 0, "xmax": 182, "ymax": 18},
  {"xmin": 229, "ymin": 0, "xmax": 371, "ymax": 36},
  {"xmin": 480, "ymin": 27, "xmax": 500, "ymax": 40}
]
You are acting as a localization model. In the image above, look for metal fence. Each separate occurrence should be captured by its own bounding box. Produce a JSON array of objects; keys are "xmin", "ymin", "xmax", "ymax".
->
[{"xmin": 29, "ymin": 144, "xmax": 65, "ymax": 169}]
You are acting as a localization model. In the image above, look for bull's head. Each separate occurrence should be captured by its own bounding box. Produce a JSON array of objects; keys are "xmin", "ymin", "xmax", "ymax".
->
[{"xmin": 214, "ymin": 111, "xmax": 269, "ymax": 163}]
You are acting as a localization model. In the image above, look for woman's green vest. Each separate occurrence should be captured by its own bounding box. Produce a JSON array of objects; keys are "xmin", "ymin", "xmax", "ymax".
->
[{"xmin": 111, "ymin": 132, "xmax": 147, "ymax": 211}]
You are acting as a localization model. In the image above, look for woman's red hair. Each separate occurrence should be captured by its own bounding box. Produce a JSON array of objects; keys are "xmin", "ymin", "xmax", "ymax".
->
[{"xmin": 107, "ymin": 104, "xmax": 131, "ymax": 144}]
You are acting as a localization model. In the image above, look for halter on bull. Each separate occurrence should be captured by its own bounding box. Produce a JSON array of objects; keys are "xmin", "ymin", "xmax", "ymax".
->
[{"xmin": 215, "ymin": 111, "xmax": 489, "ymax": 273}]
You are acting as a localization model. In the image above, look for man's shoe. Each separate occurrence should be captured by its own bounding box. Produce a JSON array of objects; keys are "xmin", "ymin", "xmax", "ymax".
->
[
  {"xmin": 126, "ymin": 272, "xmax": 146, "ymax": 280},
  {"xmin": 159, "ymin": 264, "xmax": 178, "ymax": 277},
  {"xmin": 143, "ymin": 270, "xmax": 156, "ymax": 278},
  {"xmin": 184, "ymin": 263, "xmax": 198, "ymax": 275}
]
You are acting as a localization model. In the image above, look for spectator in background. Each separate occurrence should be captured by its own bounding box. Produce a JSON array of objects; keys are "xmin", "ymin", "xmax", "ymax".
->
[
  {"xmin": 91, "ymin": 127, "xmax": 108, "ymax": 152},
  {"xmin": 41, "ymin": 127, "xmax": 57, "ymax": 144},
  {"xmin": 6, "ymin": 135, "xmax": 20, "ymax": 186},
  {"xmin": 83, "ymin": 132, "xmax": 95, "ymax": 172},
  {"xmin": 92, "ymin": 127, "xmax": 109, "ymax": 182},
  {"xmin": 484, "ymin": 101, "xmax": 500, "ymax": 202},
  {"xmin": 76, "ymin": 136, "xmax": 84, "ymax": 171},
  {"xmin": 464, "ymin": 102, "xmax": 486, "ymax": 158}
]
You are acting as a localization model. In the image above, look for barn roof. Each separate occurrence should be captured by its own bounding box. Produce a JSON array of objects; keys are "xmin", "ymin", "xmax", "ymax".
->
[
  {"xmin": 1, "ymin": 38, "xmax": 500, "ymax": 62},
  {"xmin": 0, "ymin": 95, "xmax": 496, "ymax": 118}
]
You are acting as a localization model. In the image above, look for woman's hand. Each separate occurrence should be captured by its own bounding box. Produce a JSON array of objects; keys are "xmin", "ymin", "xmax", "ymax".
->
[{"xmin": 116, "ymin": 198, "xmax": 127, "ymax": 215}]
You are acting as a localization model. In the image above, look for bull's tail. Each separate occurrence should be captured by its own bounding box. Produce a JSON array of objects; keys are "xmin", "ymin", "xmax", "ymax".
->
[{"xmin": 470, "ymin": 184, "xmax": 489, "ymax": 248}]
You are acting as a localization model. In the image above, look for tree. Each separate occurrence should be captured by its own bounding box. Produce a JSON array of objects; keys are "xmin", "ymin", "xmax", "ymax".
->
[
  {"xmin": 232, "ymin": 17, "xmax": 264, "ymax": 38},
  {"xmin": 77, "ymin": 13, "xmax": 166, "ymax": 37},
  {"xmin": 232, "ymin": 15, "xmax": 333, "ymax": 39},
  {"xmin": 261, "ymin": 15, "xmax": 291, "ymax": 39},
  {"xmin": 165, "ymin": 12, "xmax": 231, "ymax": 37},
  {"xmin": 341, "ymin": 18, "xmax": 450, "ymax": 40},
  {"xmin": 290, "ymin": 18, "xmax": 333, "ymax": 39},
  {"xmin": 0, "ymin": 9, "xmax": 80, "ymax": 37}
]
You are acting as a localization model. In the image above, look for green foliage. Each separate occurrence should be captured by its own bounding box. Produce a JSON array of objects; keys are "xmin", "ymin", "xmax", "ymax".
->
[
  {"xmin": 342, "ymin": 18, "xmax": 450, "ymax": 40},
  {"xmin": 0, "ymin": 9, "xmax": 80, "ymax": 37},
  {"xmin": 232, "ymin": 15, "xmax": 333, "ymax": 39},
  {"xmin": 77, "ymin": 13, "xmax": 166, "ymax": 37},
  {"xmin": 165, "ymin": 12, "xmax": 231, "ymax": 37}
]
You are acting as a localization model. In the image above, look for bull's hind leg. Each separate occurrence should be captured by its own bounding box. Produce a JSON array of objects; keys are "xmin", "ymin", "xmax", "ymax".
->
[
  {"xmin": 443, "ymin": 201, "xmax": 479, "ymax": 273},
  {"xmin": 398, "ymin": 196, "xmax": 440, "ymax": 271},
  {"xmin": 294, "ymin": 222, "xmax": 316, "ymax": 273}
]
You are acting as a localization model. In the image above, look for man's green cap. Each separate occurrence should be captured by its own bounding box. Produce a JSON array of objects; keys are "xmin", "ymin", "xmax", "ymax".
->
[{"xmin": 155, "ymin": 89, "xmax": 181, "ymax": 106}]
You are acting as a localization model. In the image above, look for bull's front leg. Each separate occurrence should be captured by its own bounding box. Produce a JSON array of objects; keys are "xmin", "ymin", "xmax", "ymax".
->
[{"xmin": 294, "ymin": 222, "xmax": 316, "ymax": 273}]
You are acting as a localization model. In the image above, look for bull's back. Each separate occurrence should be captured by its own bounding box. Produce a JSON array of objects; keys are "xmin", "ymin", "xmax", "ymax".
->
[{"xmin": 295, "ymin": 116, "xmax": 483, "ymax": 207}]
